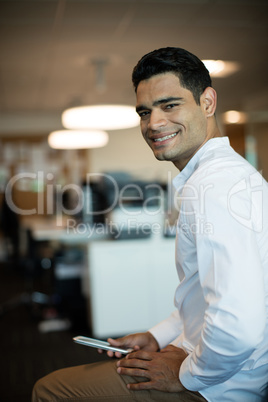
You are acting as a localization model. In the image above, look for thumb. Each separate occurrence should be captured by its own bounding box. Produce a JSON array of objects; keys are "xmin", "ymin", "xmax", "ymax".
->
[
  {"xmin": 107, "ymin": 337, "xmax": 127, "ymax": 346},
  {"xmin": 108, "ymin": 336, "xmax": 138, "ymax": 349}
]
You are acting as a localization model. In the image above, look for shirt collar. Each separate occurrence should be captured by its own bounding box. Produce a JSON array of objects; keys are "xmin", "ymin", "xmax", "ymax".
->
[{"xmin": 172, "ymin": 136, "xmax": 230, "ymax": 193}]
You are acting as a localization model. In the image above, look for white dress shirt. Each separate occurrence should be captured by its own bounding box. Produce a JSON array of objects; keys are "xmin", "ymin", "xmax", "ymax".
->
[{"xmin": 149, "ymin": 137, "xmax": 268, "ymax": 401}]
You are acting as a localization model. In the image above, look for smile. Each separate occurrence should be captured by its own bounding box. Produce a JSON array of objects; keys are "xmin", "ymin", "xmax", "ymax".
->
[{"xmin": 153, "ymin": 132, "xmax": 178, "ymax": 142}]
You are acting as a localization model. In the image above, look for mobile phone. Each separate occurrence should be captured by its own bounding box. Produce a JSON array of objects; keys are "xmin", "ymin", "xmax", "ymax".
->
[{"xmin": 73, "ymin": 336, "xmax": 133, "ymax": 354}]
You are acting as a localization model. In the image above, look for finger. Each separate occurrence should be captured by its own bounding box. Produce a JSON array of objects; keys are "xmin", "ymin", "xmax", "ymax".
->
[
  {"xmin": 108, "ymin": 337, "xmax": 126, "ymax": 347},
  {"xmin": 117, "ymin": 366, "xmax": 150, "ymax": 379},
  {"xmin": 106, "ymin": 350, "xmax": 123, "ymax": 358},
  {"xmin": 107, "ymin": 350, "xmax": 117, "ymax": 358},
  {"xmin": 107, "ymin": 337, "xmax": 131, "ymax": 354},
  {"xmin": 126, "ymin": 350, "xmax": 154, "ymax": 361},
  {"xmin": 117, "ymin": 358, "xmax": 150, "ymax": 370},
  {"xmin": 107, "ymin": 337, "xmax": 120, "ymax": 345},
  {"xmin": 127, "ymin": 381, "xmax": 154, "ymax": 391},
  {"xmin": 160, "ymin": 345, "xmax": 174, "ymax": 353}
]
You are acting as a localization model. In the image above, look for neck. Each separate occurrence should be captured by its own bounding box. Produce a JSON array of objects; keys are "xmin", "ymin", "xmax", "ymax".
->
[{"xmin": 208, "ymin": 116, "xmax": 222, "ymax": 140}]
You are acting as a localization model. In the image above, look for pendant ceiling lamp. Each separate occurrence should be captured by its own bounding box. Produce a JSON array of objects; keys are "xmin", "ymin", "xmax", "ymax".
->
[
  {"xmin": 61, "ymin": 59, "xmax": 139, "ymax": 131},
  {"xmin": 202, "ymin": 60, "xmax": 240, "ymax": 77},
  {"xmin": 48, "ymin": 129, "xmax": 109, "ymax": 149},
  {"xmin": 62, "ymin": 104, "xmax": 140, "ymax": 131}
]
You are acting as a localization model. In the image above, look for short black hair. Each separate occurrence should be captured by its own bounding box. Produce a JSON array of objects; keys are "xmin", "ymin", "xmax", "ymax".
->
[{"xmin": 132, "ymin": 47, "xmax": 212, "ymax": 105}]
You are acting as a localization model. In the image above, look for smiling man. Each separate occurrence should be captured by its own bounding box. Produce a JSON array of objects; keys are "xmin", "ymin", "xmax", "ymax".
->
[
  {"xmin": 135, "ymin": 73, "xmax": 219, "ymax": 169},
  {"xmin": 32, "ymin": 48, "xmax": 268, "ymax": 402}
]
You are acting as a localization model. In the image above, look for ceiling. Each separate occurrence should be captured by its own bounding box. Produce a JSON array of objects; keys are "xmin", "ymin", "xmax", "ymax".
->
[{"xmin": 0, "ymin": 0, "xmax": 268, "ymax": 135}]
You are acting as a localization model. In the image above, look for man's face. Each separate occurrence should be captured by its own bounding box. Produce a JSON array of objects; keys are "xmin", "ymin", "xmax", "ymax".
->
[{"xmin": 136, "ymin": 72, "xmax": 210, "ymax": 170}]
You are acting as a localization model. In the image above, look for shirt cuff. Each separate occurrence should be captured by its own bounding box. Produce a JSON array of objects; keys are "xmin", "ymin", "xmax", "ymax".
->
[{"xmin": 149, "ymin": 310, "xmax": 182, "ymax": 350}]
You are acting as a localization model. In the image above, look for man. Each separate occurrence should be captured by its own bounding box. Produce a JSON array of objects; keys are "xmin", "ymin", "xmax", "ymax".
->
[{"xmin": 32, "ymin": 47, "xmax": 268, "ymax": 401}]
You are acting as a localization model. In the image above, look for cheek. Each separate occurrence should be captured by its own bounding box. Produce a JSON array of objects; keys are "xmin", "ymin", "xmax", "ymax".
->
[
  {"xmin": 188, "ymin": 111, "xmax": 206, "ymax": 134},
  {"xmin": 141, "ymin": 130, "xmax": 147, "ymax": 144},
  {"xmin": 140, "ymin": 123, "xmax": 148, "ymax": 140}
]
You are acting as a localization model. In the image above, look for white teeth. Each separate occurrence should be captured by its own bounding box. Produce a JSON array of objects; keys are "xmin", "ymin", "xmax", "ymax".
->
[{"xmin": 154, "ymin": 132, "xmax": 178, "ymax": 142}]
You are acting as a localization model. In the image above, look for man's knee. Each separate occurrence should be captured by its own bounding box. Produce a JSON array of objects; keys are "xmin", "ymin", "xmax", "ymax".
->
[
  {"xmin": 32, "ymin": 374, "xmax": 50, "ymax": 402},
  {"xmin": 32, "ymin": 365, "xmax": 79, "ymax": 401},
  {"xmin": 31, "ymin": 361, "xmax": 126, "ymax": 402}
]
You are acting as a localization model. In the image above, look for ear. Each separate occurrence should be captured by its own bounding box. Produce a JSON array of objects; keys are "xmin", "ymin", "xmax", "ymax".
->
[{"xmin": 201, "ymin": 87, "xmax": 217, "ymax": 117}]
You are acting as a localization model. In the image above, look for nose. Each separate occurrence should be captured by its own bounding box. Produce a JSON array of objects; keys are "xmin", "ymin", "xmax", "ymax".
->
[{"xmin": 148, "ymin": 109, "xmax": 167, "ymax": 131}]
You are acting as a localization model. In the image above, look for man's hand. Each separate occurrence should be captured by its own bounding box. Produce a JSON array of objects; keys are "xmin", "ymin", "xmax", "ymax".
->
[
  {"xmin": 117, "ymin": 345, "xmax": 188, "ymax": 392},
  {"xmin": 98, "ymin": 331, "xmax": 159, "ymax": 358}
]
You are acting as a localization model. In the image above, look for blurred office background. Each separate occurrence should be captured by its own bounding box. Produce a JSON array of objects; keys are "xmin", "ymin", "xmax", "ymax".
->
[{"xmin": 0, "ymin": 0, "xmax": 268, "ymax": 401}]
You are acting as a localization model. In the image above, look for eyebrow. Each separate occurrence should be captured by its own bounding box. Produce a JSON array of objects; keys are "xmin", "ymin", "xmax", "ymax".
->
[{"xmin": 136, "ymin": 97, "xmax": 183, "ymax": 113}]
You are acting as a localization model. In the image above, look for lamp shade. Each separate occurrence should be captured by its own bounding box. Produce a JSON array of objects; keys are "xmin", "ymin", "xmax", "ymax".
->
[
  {"xmin": 48, "ymin": 129, "xmax": 109, "ymax": 149},
  {"xmin": 62, "ymin": 104, "xmax": 140, "ymax": 130},
  {"xmin": 202, "ymin": 60, "xmax": 240, "ymax": 77},
  {"xmin": 222, "ymin": 110, "xmax": 247, "ymax": 124}
]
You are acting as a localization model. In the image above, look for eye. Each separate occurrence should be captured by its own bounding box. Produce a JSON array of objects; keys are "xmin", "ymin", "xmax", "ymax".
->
[
  {"xmin": 165, "ymin": 103, "xmax": 178, "ymax": 110},
  {"xmin": 138, "ymin": 110, "xmax": 150, "ymax": 119}
]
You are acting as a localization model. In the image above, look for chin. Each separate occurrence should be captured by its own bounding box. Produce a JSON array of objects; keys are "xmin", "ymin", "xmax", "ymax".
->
[
  {"xmin": 153, "ymin": 151, "xmax": 166, "ymax": 161},
  {"xmin": 153, "ymin": 150, "xmax": 176, "ymax": 162}
]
